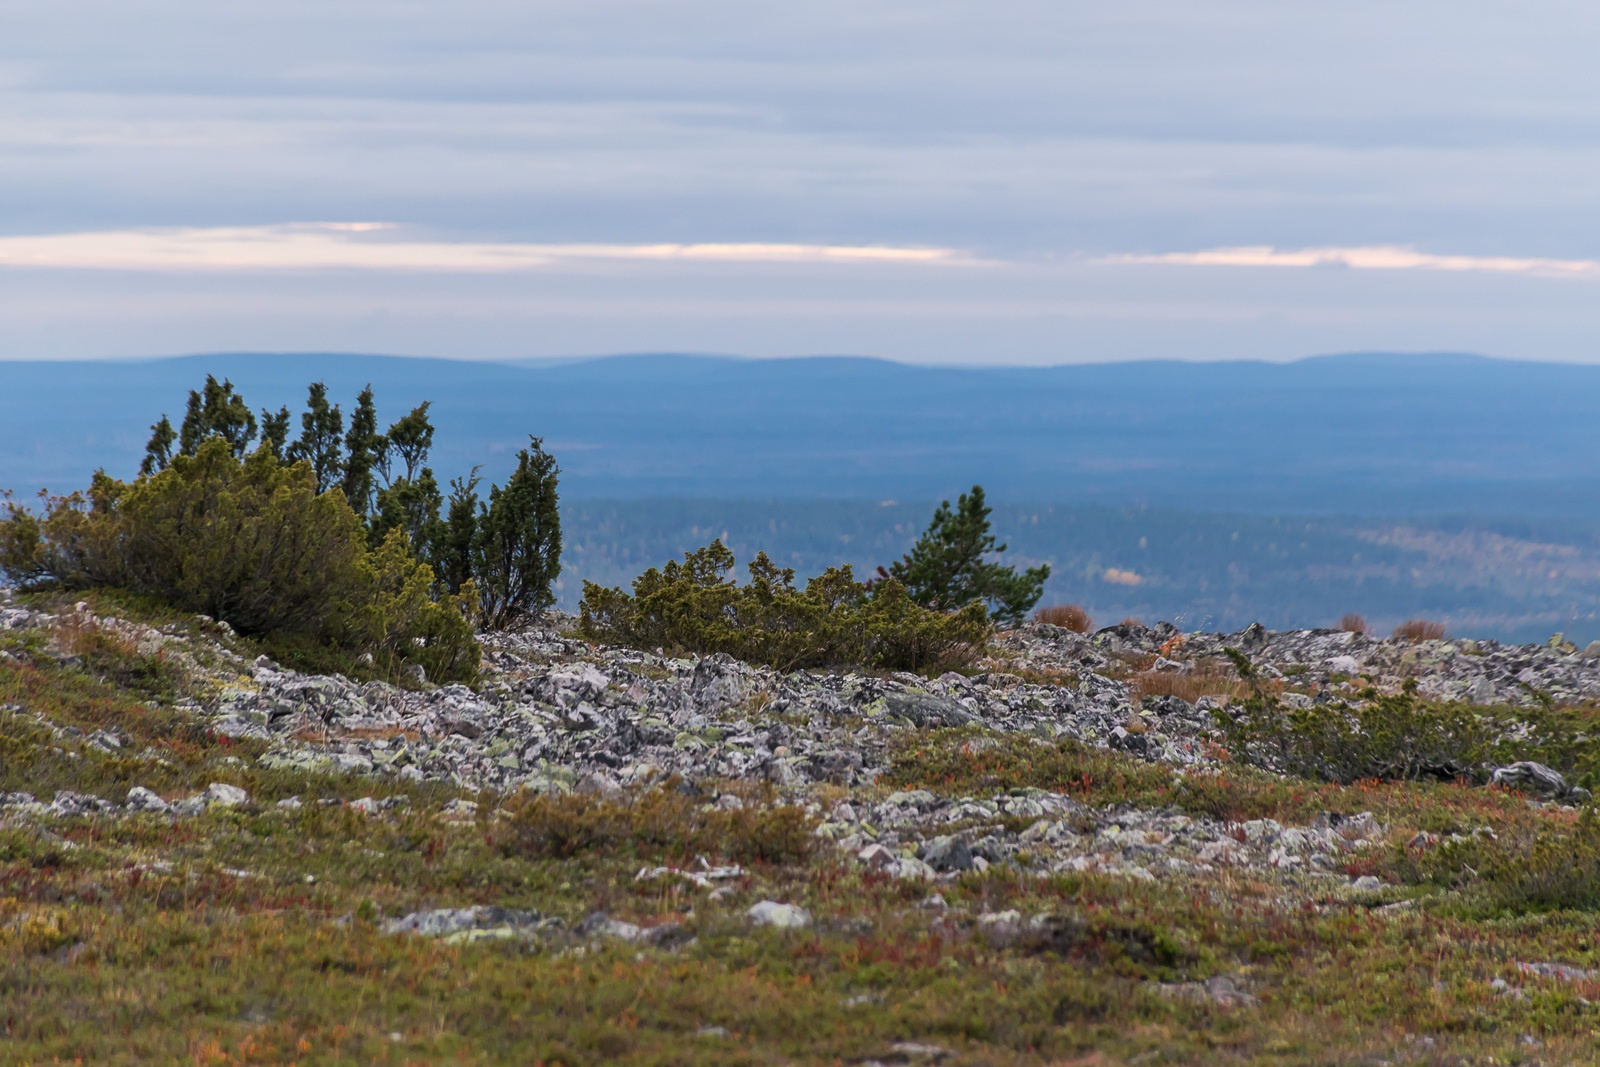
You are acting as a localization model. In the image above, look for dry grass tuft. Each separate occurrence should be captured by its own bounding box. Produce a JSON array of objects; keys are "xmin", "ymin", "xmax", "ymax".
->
[
  {"xmin": 1034, "ymin": 604, "xmax": 1093, "ymax": 633},
  {"xmin": 1393, "ymin": 619, "xmax": 1448, "ymax": 643},
  {"xmin": 1127, "ymin": 662, "xmax": 1247, "ymax": 704},
  {"xmin": 1338, "ymin": 614, "xmax": 1368, "ymax": 634},
  {"xmin": 1119, "ymin": 617, "xmax": 1144, "ymax": 628}
]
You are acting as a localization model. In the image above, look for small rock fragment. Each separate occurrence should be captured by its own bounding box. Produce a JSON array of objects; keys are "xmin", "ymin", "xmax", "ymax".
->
[
  {"xmin": 1492, "ymin": 761, "xmax": 1591, "ymax": 802},
  {"xmin": 124, "ymin": 786, "xmax": 169, "ymax": 813},
  {"xmin": 204, "ymin": 783, "xmax": 249, "ymax": 808},
  {"xmin": 747, "ymin": 901, "xmax": 811, "ymax": 929},
  {"xmin": 919, "ymin": 835, "xmax": 973, "ymax": 873}
]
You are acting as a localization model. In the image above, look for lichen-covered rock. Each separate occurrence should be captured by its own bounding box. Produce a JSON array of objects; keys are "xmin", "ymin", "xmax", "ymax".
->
[{"xmin": 1491, "ymin": 761, "xmax": 1590, "ymax": 802}]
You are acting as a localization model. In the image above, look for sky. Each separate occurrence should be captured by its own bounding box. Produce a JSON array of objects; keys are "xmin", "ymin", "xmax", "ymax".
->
[{"xmin": 4, "ymin": 0, "xmax": 1600, "ymax": 364}]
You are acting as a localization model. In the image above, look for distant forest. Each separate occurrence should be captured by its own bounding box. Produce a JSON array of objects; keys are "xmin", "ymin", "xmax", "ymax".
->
[
  {"xmin": 6, "ymin": 353, "xmax": 1599, "ymax": 644},
  {"xmin": 556, "ymin": 500, "xmax": 1600, "ymax": 645}
]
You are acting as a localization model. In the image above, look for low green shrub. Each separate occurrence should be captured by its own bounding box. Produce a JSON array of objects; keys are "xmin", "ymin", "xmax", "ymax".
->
[
  {"xmin": 0, "ymin": 438, "xmax": 478, "ymax": 683},
  {"xmin": 1475, "ymin": 811, "xmax": 1600, "ymax": 913},
  {"xmin": 139, "ymin": 375, "xmax": 563, "ymax": 635},
  {"xmin": 1212, "ymin": 650, "xmax": 1495, "ymax": 783},
  {"xmin": 1213, "ymin": 649, "xmax": 1600, "ymax": 791},
  {"xmin": 495, "ymin": 785, "xmax": 817, "ymax": 865},
  {"xmin": 1384, "ymin": 808, "xmax": 1600, "ymax": 915},
  {"xmin": 579, "ymin": 540, "xmax": 989, "ymax": 673}
]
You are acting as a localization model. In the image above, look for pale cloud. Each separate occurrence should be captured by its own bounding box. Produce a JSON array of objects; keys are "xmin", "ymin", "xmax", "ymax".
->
[
  {"xmin": 5, "ymin": 2, "xmax": 1600, "ymax": 360},
  {"xmin": 0, "ymin": 224, "xmax": 967, "ymax": 273},
  {"xmin": 1107, "ymin": 245, "xmax": 1600, "ymax": 278}
]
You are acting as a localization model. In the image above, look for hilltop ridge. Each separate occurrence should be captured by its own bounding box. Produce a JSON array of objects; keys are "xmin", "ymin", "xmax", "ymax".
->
[{"xmin": 6, "ymin": 590, "xmax": 1600, "ymax": 1061}]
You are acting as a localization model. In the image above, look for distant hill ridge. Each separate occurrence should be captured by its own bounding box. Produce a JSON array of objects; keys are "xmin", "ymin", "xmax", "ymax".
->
[{"xmin": 2, "ymin": 351, "xmax": 1598, "ymax": 516}]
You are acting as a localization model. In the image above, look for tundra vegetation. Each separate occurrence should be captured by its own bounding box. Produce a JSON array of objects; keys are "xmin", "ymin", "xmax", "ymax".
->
[
  {"xmin": 7, "ymin": 384, "xmax": 1600, "ymax": 1064},
  {"xmin": 0, "ymin": 376, "xmax": 562, "ymax": 683}
]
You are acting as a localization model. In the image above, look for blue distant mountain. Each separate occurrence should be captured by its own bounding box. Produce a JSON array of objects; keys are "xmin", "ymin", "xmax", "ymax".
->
[{"xmin": 3, "ymin": 351, "xmax": 1598, "ymax": 516}]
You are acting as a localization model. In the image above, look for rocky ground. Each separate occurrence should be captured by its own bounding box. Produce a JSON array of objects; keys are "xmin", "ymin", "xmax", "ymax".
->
[
  {"xmin": 12, "ymin": 599, "xmax": 1597, "ymax": 885},
  {"xmin": 6, "ymin": 591, "xmax": 1600, "ymax": 1064}
]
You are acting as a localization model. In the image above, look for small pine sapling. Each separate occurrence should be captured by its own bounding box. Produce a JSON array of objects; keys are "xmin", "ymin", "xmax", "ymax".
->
[
  {"xmin": 473, "ymin": 437, "xmax": 562, "ymax": 630},
  {"xmin": 882, "ymin": 484, "xmax": 1050, "ymax": 626}
]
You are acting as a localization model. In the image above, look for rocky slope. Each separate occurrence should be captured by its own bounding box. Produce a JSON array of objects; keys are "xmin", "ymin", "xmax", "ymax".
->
[{"xmin": 9, "ymin": 595, "xmax": 1598, "ymax": 892}]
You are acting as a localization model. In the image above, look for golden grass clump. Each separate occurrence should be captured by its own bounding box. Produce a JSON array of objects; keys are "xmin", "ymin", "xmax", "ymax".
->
[
  {"xmin": 1393, "ymin": 619, "xmax": 1447, "ymax": 643},
  {"xmin": 1127, "ymin": 662, "xmax": 1247, "ymax": 704},
  {"xmin": 1034, "ymin": 604, "xmax": 1093, "ymax": 633},
  {"xmin": 1338, "ymin": 614, "xmax": 1368, "ymax": 634}
]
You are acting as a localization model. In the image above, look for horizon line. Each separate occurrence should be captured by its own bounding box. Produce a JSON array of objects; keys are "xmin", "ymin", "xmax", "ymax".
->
[{"xmin": 0, "ymin": 348, "xmax": 1582, "ymax": 371}]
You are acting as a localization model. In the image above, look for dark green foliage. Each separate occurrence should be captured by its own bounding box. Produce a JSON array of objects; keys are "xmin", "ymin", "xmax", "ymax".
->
[
  {"xmin": 379, "ymin": 402, "xmax": 434, "ymax": 484},
  {"xmin": 15, "ymin": 371, "xmax": 567, "ymax": 646},
  {"xmin": 580, "ymin": 539, "xmax": 988, "ymax": 673},
  {"xmin": 473, "ymin": 438, "xmax": 562, "ymax": 629},
  {"xmin": 435, "ymin": 471, "xmax": 481, "ymax": 595},
  {"xmin": 142, "ymin": 375, "xmax": 259, "ymax": 474},
  {"xmin": 368, "ymin": 402, "xmax": 444, "ymax": 558},
  {"xmin": 340, "ymin": 385, "xmax": 383, "ymax": 517},
  {"xmin": 1213, "ymin": 649, "xmax": 1494, "ymax": 783},
  {"xmin": 0, "ymin": 439, "xmax": 478, "ymax": 683},
  {"xmin": 177, "ymin": 375, "xmax": 258, "ymax": 460},
  {"xmin": 138, "ymin": 416, "xmax": 176, "ymax": 476},
  {"xmin": 884, "ymin": 484, "xmax": 1049, "ymax": 626},
  {"xmin": 286, "ymin": 382, "xmax": 345, "ymax": 493},
  {"xmin": 371, "ymin": 469, "xmax": 445, "ymax": 558},
  {"xmin": 259, "ymin": 405, "xmax": 292, "ymax": 461}
]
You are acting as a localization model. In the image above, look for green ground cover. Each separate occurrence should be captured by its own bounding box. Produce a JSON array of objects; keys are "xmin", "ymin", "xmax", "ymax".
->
[{"xmin": 5, "ymin": 611, "xmax": 1600, "ymax": 1063}]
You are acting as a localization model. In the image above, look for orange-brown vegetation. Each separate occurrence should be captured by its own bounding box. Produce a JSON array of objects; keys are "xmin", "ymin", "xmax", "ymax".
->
[
  {"xmin": 1393, "ymin": 618, "xmax": 1447, "ymax": 642},
  {"xmin": 1338, "ymin": 613, "xmax": 1368, "ymax": 634},
  {"xmin": 1127, "ymin": 661, "xmax": 1249, "ymax": 704},
  {"xmin": 1033, "ymin": 604, "xmax": 1093, "ymax": 633}
]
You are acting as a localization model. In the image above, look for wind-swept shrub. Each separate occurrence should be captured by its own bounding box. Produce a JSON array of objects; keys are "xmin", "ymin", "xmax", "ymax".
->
[
  {"xmin": 1212, "ymin": 650, "xmax": 1492, "ymax": 783},
  {"xmin": 100, "ymin": 373, "xmax": 562, "ymax": 635},
  {"xmin": 881, "ymin": 485, "xmax": 1049, "ymax": 626},
  {"xmin": 0, "ymin": 439, "xmax": 478, "ymax": 683},
  {"xmin": 471, "ymin": 438, "xmax": 561, "ymax": 630},
  {"xmin": 580, "ymin": 540, "xmax": 988, "ymax": 673},
  {"xmin": 1338, "ymin": 613, "xmax": 1368, "ymax": 634}
]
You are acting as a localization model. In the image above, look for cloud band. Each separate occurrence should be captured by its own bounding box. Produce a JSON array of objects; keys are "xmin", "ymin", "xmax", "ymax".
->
[
  {"xmin": 0, "ymin": 223, "xmax": 964, "ymax": 272},
  {"xmin": 1104, "ymin": 245, "xmax": 1600, "ymax": 277}
]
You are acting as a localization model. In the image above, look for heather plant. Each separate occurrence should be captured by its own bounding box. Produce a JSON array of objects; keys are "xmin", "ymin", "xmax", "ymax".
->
[{"xmin": 580, "ymin": 540, "xmax": 988, "ymax": 673}]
